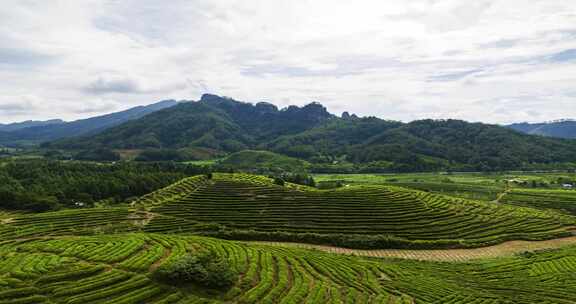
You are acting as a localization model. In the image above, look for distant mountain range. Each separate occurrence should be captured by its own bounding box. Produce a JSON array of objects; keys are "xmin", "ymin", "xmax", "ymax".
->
[
  {"xmin": 43, "ymin": 94, "xmax": 576, "ymax": 172},
  {"xmin": 0, "ymin": 119, "xmax": 64, "ymax": 132},
  {"xmin": 507, "ymin": 120, "xmax": 576, "ymax": 139},
  {"xmin": 0, "ymin": 100, "xmax": 178, "ymax": 147}
]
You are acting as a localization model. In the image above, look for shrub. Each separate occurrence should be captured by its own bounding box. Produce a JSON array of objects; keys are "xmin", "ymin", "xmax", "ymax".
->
[
  {"xmin": 273, "ymin": 177, "xmax": 285, "ymax": 186},
  {"xmin": 152, "ymin": 251, "xmax": 237, "ymax": 290}
]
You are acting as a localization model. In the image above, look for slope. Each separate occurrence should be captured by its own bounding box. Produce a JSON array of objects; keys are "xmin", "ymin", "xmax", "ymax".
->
[
  {"xmin": 47, "ymin": 94, "xmax": 576, "ymax": 171},
  {"xmin": 0, "ymin": 119, "xmax": 64, "ymax": 132},
  {"xmin": 142, "ymin": 174, "xmax": 576, "ymax": 249},
  {"xmin": 508, "ymin": 120, "xmax": 576, "ymax": 139},
  {"xmin": 0, "ymin": 99, "xmax": 178, "ymax": 147},
  {"xmin": 219, "ymin": 150, "xmax": 310, "ymax": 172},
  {"xmin": 48, "ymin": 94, "xmax": 334, "ymax": 151},
  {"xmin": 1, "ymin": 218, "xmax": 576, "ymax": 303}
]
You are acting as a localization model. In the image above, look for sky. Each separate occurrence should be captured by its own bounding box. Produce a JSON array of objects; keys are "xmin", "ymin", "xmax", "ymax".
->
[{"xmin": 1, "ymin": 0, "xmax": 576, "ymax": 124}]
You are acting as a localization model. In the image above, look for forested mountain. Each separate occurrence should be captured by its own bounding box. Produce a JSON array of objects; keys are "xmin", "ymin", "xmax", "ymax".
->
[
  {"xmin": 507, "ymin": 120, "xmax": 576, "ymax": 139},
  {"xmin": 49, "ymin": 94, "xmax": 334, "ymax": 151},
  {"xmin": 0, "ymin": 119, "xmax": 64, "ymax": 132},
  {"xmin": 0, "ymin": 99, "xmax": 178, "ymax": 147},
  {"xmin": 47, "ymin": 94, "xmax": 576, "ymax": 171}
]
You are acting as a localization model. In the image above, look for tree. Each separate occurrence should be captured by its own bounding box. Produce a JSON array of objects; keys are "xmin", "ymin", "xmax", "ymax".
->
[{"xmin": 153, "ymin": 251, "xmax": 237, "ymax": 289}]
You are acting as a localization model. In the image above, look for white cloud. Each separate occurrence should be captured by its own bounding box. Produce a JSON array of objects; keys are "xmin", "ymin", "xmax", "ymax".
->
[{"xmin": 0, "ymin": 0, "xmax": 575, "ymax": 124}]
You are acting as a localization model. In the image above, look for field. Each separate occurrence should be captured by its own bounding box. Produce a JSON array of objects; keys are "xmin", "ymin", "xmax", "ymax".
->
[
  {"xmin": 1, "ymin": 172, "xmax": 576, "ymax": 303},
  {"xmin": 142, "ymin": 173, "xmax": 575, "ymax": 249},
  {"xmin": 315, "ymin": 172, "xmax": 576, "ymax": 209},
  {"xmin": 2, "ymin": 232, "xmax": 576, "ymax": 303}
]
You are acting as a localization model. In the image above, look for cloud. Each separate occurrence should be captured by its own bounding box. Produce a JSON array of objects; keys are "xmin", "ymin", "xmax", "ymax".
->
[
  {"xmin": 0, "ymin": 95, "xmax": 43, "ymax": 115},
  {"xmin": 84, "ymin": 75, "xmax": 142, "ymax": 94},
  {"xmin": 428, "ymin": 69, "xmax": 484, "ymax": 82},
  {"xmin": 0, "ymin": 48, "xmax": 59, "ymax": 67},
  {"xmin": 0, "ymin": 0, "xmax": 575, "ymax": 124},
  {"xmin": 72, "ymin": 99, "xmax": 120, "ymax": 114},
  {"xmin": 548, "ymin": 49, "xmax": 576, "ymax": 62}
]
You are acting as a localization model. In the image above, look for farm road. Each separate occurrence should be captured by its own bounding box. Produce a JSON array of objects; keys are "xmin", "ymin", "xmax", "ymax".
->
[{"xmin": 249, "ymin": 235, "xmax": 576, "ymax": 262}]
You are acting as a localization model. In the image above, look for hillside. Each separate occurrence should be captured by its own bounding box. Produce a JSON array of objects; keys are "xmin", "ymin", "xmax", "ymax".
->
[
  {"xmin": 508, "ymin": 120, "xmax": 576, "ymax": 139},
  {"xmin": 0, "ymin": 100, "xmax": 178, "ymax": 147},
  {"xmin": 0, "ymin": 119, "xmax": 64, "ymax": 132},
  {"xmin": 1, "ymin": 174, "xmax": 576, "ymax": 303},
  {"xmin": 48, "ymin": 94, "xmax": 334, "ymax": 151},
  {"xmin": 2, "ymin": 232, "xmax": 576, "ymax": 303},
  {"xmin": 47, "ymin": 94, "xmax": 576, "ymax": 171},
  {"xmin": 139, "ymin": 174, "xmax": 575, "ymax": 249},
  {"xmin": 218, "ymin": 150, "xmax": 309, "ymax": 172}
]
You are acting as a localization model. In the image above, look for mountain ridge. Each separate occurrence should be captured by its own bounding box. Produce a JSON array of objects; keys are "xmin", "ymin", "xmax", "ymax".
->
[
  {"xmin": 0, "ymin": 119, "xmax": 65, "ymax": 132},
  {"xmin": 0, "ymin": 99, "xmax": 179, "ymax": 147},
  {"xmin": 46, "ymin": 94, "xmax": 576, "ymax": 171},
  {"xmin": 507, "ymin": 120, "xmax": 576, "ymax": 139}
]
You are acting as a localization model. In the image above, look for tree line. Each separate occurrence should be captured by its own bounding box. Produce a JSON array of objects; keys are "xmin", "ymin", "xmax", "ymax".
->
[{"xmin": 0, "ymin": 160, "xmax": 210, "ymax": 212}]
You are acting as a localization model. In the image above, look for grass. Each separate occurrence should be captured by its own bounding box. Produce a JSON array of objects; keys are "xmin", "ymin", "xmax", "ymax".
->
[{"xmin": 316, "ymin": 172, "xmax": 576, "ymax": 206}]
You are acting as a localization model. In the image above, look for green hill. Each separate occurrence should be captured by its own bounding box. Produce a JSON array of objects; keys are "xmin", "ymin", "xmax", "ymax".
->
[
  {"xmin": 219, "ymin": 150, "xmax": 309, "ymax": 172},
  {"xmin": 140, "ymin": 174, "xmax": 575, "ymax": 249},
  {"xmin": 46, "ymin": 94, "xmax": 576, "ymax": 172},
  {"xmin": 1, "ymin": 205, "xmax": 576, "ymax": 303}
]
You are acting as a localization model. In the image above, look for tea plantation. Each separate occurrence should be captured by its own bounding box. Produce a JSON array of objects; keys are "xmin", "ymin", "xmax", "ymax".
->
[
  {"xmin": 143, "ymin": 174, "xmax": 575, "ymax": 249},
  {"xmin": 2, "ymin": 233, "xmax": 576, "ymax": 303},
  {"xmin": 0, "ymin": 173, "xmax": 576, "ymax": 303}
]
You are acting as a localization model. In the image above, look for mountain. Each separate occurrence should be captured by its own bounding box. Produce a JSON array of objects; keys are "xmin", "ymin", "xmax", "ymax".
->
[
  {"xmin": 0, "ymin": 100, "xmax": 178, "ymax": 147},
  {"xmin": 507, "ymin": 120, "xmax": 576, "ymax": 139},
  {"xmin": 47, "ymin": 94, "xmax": 576, "ymax": 171},
  {"xmin": 0, "ymin": 119, "xmax": 64, "ymax": 132},
  {"xmin": 49, "ymin": 94, "xmax": 333, "ymax": 151}
]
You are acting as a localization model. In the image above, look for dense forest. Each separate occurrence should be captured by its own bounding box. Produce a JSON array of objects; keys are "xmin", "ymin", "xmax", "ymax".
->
[
  {"xmin": 0, "ymin": 160, "xmax": 209, "ymax": 211},
  {"xmin": 44, "ymin": 94, "xmax": 576, "ymax": 172}
]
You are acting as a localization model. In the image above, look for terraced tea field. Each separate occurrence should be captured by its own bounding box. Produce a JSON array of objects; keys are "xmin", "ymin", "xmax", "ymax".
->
[
  {"xmin": 2, "ymin": 232, "xmax": 576, "ymax": 303},
  {"xmin": 251, "ymin": 236, "xmax": 576, "ymax": 262},
  {"xmin": 1, "ymin": 173, "xmax": 576, "ymax": 303},
  {"xmin": 144, "ymin": 174, "xmax": 575, "ymax": 249},
  {"xmin": 501, "ymin": 188, "xmax": 576, "ymax": 215}
]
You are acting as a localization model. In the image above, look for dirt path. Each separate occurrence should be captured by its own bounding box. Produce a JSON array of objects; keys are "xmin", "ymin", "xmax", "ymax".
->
[
  {"xmin": 492, "ymin": 187, "xmax": 511, "ymax": 204},
  {"xmin": 149, "ymin": 246, "xmax": 172, "ymax": 272},
  {"xmin": 248, "ymin": 236, "xmax": 576, "ymax": 262}
]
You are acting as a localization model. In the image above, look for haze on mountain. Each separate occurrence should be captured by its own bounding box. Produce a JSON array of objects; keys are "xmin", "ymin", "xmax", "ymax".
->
[
  {"xmin": 0, "ymin": 119, "xmax": 64, "ymax": 132},
  {"xmin": 507, "ymin": 120, "xmax": 576, "ymax": 139},
  {"xmin": 0, "ymin": 100, "xmax": 177, "ymax": 146}
]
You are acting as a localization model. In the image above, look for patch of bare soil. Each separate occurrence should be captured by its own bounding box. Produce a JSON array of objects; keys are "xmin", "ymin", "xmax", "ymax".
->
[{"xmin": 248, "ymin": 236, "xmax": 576, "ymax": 262}]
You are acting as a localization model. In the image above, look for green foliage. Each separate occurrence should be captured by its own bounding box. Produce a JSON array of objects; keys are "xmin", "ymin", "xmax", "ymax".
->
[
  {"xmin": 218, "ymin": 150, "xmax": 309, "ymax": 173},
  {"xmin": 0, "ymin": 160, "xmax": 210, "ymax": 211},
  {"xmin": 0, "ymin": 191, "xmax": 58, "ymax": 212},
  {"xmin": 74, "ymin": 148, "xmax": 120, "ymax": 161},
  {"xmin": 268, "ymin": 172, "xmax": 316, "ymax": 187},
  {"xmin": 2, "ymin": 232, "xmax": 576, "ymax": 303},
  {"xmin": 45, "ymin": 94, "xmax": 576, "ymax": 172},
  {"xmin": 134, "ymin": 148, "xmax": 201, "ymax": 161},
  {"xmin": 153, "ymin": 251, "xmax": 237, "ymax": 290},
  {"xmin": 145, "ymin": 173, "xmax": 575, "ymax": 249}
]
